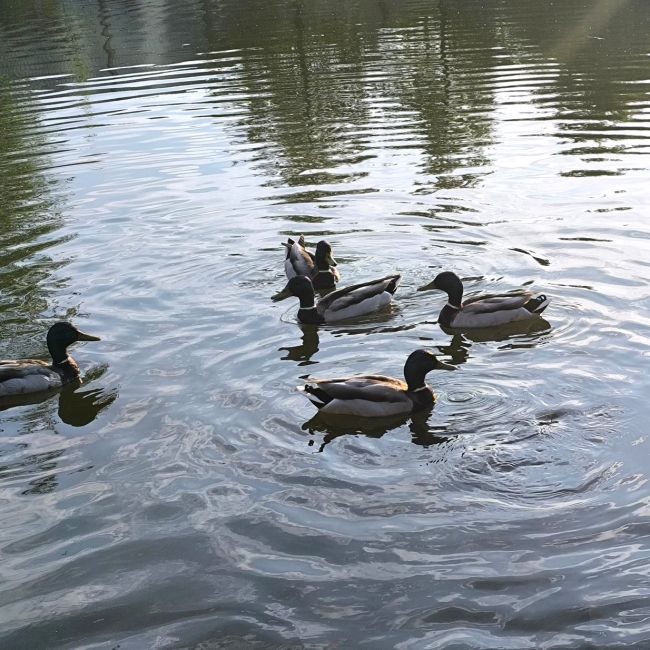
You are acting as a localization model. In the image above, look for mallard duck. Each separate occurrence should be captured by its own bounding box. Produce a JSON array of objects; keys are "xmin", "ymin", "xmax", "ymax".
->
[
  {"xmin": 278, "ymin": 273, "xmax": 400, "ymax": 324},
  {"xmin": 310, "ymin": 240, "xmax": 340, "ymax": 289},
  {"xmin": 298, "ymin": 349, "xmax": 451, "ymax": 416},
  {"xmin": 0, "ymin": 322, "xmax": 100, "ymax": 397},
  {"xmin": 430, "ymin": 271, "xmax": 549, "ymax": 329},
  {"xmin": 283, "ymin": 236, "xmax": 339, "ymax": 288},
  {"xmin": 284, "ymin": 236, "xmax": 314, "ymax": 279}
]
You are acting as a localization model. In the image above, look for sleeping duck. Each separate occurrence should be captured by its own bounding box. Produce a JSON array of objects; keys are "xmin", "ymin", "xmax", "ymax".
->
[
  {"xmin": 298, "ymin": 349, "xmax": 451, "ymax": 416},
  {"xmin": 283, "ymin": 236, "xmax": 340, "ymax": 288},
  {"xmin": 277, "ymin": 273, "xmax": 400, "ymax": 324},
  {"xmin": 430, "ymin": 271, "xmax": 549, "ymax": 329},
  {"xmin": 0, "ymin": 322, "xmax": 100, "ymax": 397}
]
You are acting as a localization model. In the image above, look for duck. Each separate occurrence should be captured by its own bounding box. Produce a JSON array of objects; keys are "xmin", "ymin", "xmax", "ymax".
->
[
  {"xmin": 298, "ymin": 349, "xmax": 451, "ymax": 416},
  {"xmin": 283, "ymin": 236, "xmax": 340, "ymax": 288},
  {"xmin": 277, "ymin": 273, "xmax": 400, "ymax": 324},
  {"xmin": 283, "ymin": 236, "xmax": 314, "ymax": 279},
  {"xmin": 309, "ymin": 240, "xmax": 340, "ymax": 289},
  {"xmin": 0, "ymin": 322, "xmax": 101, "ymax": 397},
  {"xmin": 430, "ymin": 271, "xmax": 549, "ymax": 329}
]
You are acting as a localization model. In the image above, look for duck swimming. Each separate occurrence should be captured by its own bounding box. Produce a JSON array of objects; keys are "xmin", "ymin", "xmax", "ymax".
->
[
  {"xmin": 283, "ymin": 236, "xmax": 339, "ymax": 288},
  {"xmin": 310, "ymin": 240, "xmax": 340, "ymax": 289},
  {"xmin": 430, "ymin": 271, "xmax": 549, "ymax": 329},
  {"xmin": 278, "ymin": 273, "xmax": 400, "ymax": 324},
  {"xmin": 284, "ymin": 236, "xmax": 314, "ymax": 279},
  {"xmin": 298, "ymin": 349, "xmax": 451, "ymax": 416},
  {"xmin": 0, "ymin": 322, "xmax": 100, "ymax": 397}
]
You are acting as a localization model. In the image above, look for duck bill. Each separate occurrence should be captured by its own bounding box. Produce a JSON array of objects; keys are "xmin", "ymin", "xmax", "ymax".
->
[
  {"xmin": 272, "ymin": 284, "xmax": 292, "ymax": 302},
  {"xmin": 326, "ymin": 253, "xmax": 337, "ymax": 267},
  {"xmin": 417, "ymin": 280, "xmax": 437, "ymax": 292},
  {"xmin": 77, "ymin": 330, "xmax": 101, "ymax": 342}
]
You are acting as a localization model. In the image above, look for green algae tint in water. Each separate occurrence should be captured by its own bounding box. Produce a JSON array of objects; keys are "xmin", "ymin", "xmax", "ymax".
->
[{"xmin": 1, "ymin": 1, "xmax": 650, "ymax": 648}]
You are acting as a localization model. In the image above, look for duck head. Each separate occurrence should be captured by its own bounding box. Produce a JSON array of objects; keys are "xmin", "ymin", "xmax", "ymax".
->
[
  {"xmin": 47, "ymin": 322, "xmax": 101, "ymax": 364},
  {"xmin": 432, "ymin": 271, "xmax": 464, "ymax": 307},
  {"xmin": 404, "ymin": 349, "xmax": 454, "ymax": 391},
  {"xmin": 273, "ymin": 275, "xmax": 316, "ymax": 306},
  {"xmin": 314, "ymin": 240, "xmax": 337, "ymax": 269}
]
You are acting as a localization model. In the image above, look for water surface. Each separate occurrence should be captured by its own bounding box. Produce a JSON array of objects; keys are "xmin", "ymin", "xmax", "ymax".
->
[{"xmin": 1, "ymin": 1, "xmax": 650, "ymax": 648}]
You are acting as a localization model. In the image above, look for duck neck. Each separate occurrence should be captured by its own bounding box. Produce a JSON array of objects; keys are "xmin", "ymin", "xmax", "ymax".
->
[
  {"xmin": 404, "ymin": 362, "xmax": 434, "ymax": 408},
  {"xmin": 438, "ymin": 304, "xmax": 458, "ymax": 328},
  {"xmin": 296, "ymin": 288, "xmax": 325, "ymax": 324},
  {"xmin": 47, "ymin": 340, "xmax": 70, "ymax": 365},
  {"xmin": 408, "ymin": 385, "xmax": 434, "ymax": 410},
  {"xmin": 445, "ymin": 281, "xmax": 463, "ymax": 310},
  {"xmin": 404, "ymin": 362, "xmax": 429, "ymax": 393},
  {"xmin": 314, "ymin": 254, "xmax": 331, "ymax": 272},
  {"xmin": 297, "ymin": 305, "xmax": 323, "ymax": 325},
  {"xmin": 296, "ymin": 291, "xmax": 316, "ymax": 310},
  {"xmin": 47, "ymin": 342, "xmax": 80, "ymax": 383}
]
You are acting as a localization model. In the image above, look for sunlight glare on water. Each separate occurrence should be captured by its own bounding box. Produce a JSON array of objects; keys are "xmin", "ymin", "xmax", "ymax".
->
[{"xmin": 1, "ymin": 0, "xmax": 650, "ymax": 648}]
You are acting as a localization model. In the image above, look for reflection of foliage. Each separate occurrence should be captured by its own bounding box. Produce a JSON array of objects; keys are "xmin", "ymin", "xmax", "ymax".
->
[
  {"xmin": 0, "ymin": 0, "xmax": 91, "ymax": 82},
  {"xmin": 204, "ymin": 0, "xmax": 500, "ymax": 192},
  {"xmin": 0, "ymin": 78, "xmax": 64, "ymax": 339},
  {"xmin": 2, "ymin": 0, "xmax": 644, "ymax": 198},
  {"xmin": 497, "ymin": 0, "xmax": 649, "ymax": 122}
]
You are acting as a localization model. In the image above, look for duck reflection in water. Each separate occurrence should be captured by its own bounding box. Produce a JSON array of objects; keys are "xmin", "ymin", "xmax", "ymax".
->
[
  {"xmin": 279, "ymin": 325, "xmax": 320, "ymax": 365},
  {"xmin": 302, "ymin": 409, "xmax": 450, "ymax": 452},
  {"xmin": 0, "ymin": 364, "xmax": 117, "ymax": 427},
  {"xmin": 440, "ymin": 316, "xmax": 551, "ymax": 344},
  {"xmin": 297, "ymin": 349, "xmax": 456, "ymax": 450}
]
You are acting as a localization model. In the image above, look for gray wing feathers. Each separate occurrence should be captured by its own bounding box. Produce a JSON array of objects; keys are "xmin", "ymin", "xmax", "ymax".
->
[
  {"xmin": 0, "ymin": 360, "xmax": 52, "ymax": 381},
  {"xmin": 463, "ymin": 292, "xmax": 533, "ymax": 314},
  {"xmin": 312, "ymin": 375, "xmax": 408, "ymax": 402},
  {"xmin": 285, "ymin": 240, "xmax": 314, "ymax": 277},
  {"xmin": 0, "ymin": 360, "xmax": 61, "ymax": 397},
  {"xmin": 318, "ymin": 275, "xmax": 400, "ymax": 314}
]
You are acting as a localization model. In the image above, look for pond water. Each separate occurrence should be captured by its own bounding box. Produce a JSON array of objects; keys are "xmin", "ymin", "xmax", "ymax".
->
[{"xmin": 1, "ymin": 0, "xmax": 650, "ymax": 648}]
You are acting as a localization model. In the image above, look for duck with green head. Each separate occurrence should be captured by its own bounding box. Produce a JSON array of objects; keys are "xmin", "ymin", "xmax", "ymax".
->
[
  {"xmin": 309, "ymin": 240, "xmax": 340, "ymax": 289},
  {"xmin": 427, "ymin": 271, "xmax": 549, "ymax": 329},
  {"xmin": 0, "ymin": 322, "xmax": 101, "ymax": 397},
  {"xmin": 275, "ymin": 273, "xmax": 400, "ymax": 324},
  {"xmin": 298, "ymin": 349, "xmax": 453, "ymax": 417},
  {"xmin": 283, "ymin": 236, "xmax": 340, "ymax": 288}
]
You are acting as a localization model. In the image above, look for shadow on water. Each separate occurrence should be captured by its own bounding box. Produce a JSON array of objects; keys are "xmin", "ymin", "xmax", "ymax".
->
[
  {"xmin": 302, "ymin": 407, "xmax": 450, "ymax": 452},
  {"xmin": 279, "ymin": 324, "xmax": 320, "ymax": 365},
  {"xmin": 440, "ymin": 317, "xmax": 552, "ymax": 344}
]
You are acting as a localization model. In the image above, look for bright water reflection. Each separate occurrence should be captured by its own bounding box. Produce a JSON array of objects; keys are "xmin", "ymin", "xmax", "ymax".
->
[{"xmin": 1, "ymin": 0, "xmax": 650, "ymax": 648}]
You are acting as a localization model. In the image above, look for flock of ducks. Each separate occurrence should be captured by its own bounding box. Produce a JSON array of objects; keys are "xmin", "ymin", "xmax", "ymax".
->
[
  {"xmin": 275, "ymin": 236, "xmax": 549, "ymax": 418},
  {"xmin": 0, "ymin": 236, "xmax": 549, "ymax": 421}
]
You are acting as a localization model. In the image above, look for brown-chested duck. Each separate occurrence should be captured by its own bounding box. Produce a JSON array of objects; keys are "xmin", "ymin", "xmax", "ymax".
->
[
  {"xmin": 430, "ymin": 271, "xmax": 549, "ymax": 329},
  {"xmin": 0, "ymin": 322, "xmax": 100, "ymax": 397},
  {"xmin": 298, "ymin": 349, "xmax": 452, "ymax": 416},
  {"xmin": 277, "ymin": 273, "xmax": 400, "ymax": 324},
  {"xmin": 283, "ymin": 236, "xmax": 340, "ymax": 289}
]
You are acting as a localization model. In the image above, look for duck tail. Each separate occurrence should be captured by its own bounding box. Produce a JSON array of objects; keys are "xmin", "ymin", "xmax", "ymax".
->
[
  {"xmin": 386, "ymin": 274, "xmax": 402, "ymax": 295},
  {"xmin": 282, "ymin": 235, "xmax": 306, "ymax": 253},
  {"xmin": 282, "ymin": 238, "xmax": 296, "ymax": 257},
  {"xmin": 297, "ymin": 383, "xmax": 331, "ymax": 408},
  {"xmin": 526, "ymin": 294, "xmax": 549, "ymax": 314}
]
